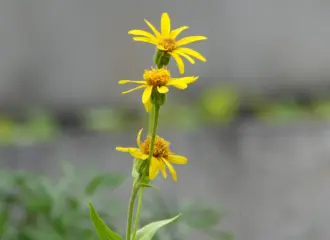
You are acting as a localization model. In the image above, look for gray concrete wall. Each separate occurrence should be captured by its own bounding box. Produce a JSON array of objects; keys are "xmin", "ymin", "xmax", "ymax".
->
[{"xmin": 1, "ymin": 0, "xmax": 330, "ymax": 107}]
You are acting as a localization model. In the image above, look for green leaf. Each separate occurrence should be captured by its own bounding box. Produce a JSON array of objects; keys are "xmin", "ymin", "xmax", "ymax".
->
[
  {"xmin": 135, "ymin": 214, "xmax": 181, "ymax": 240},
  {"xmin": 85, "ymin": 173, "xmax": 126, "ymax": 196},
  {"xmin": 132, "ymin": 159, "xmax": 140, "ymax": 184},
  {"xmin": 88, "ymin": 201, "xmax": 122, "ymax": 240},
  {"xmin": 138, "ymin": 183, "xmax": 159, "ymax": 191}
]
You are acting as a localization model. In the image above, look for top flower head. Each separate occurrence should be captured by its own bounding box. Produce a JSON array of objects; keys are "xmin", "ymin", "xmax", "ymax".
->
[{"xmin": 128, "ymin": 12, "xmax": 207, "ymax": 74}]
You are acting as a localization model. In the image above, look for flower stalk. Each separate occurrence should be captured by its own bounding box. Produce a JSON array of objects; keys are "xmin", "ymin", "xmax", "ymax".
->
[
  {"xmin": 126, "ymin": 101, "xmax": 161, "ymax": 240},
  {"xmin": 125, "ymin": 182, "xmax": 140, "ymax": 240},
  {"xmin": 131, "ymin": 188, "xmax": 144, "ymax": 240},
  {"xmin": 89, "ymin": 12, "xmax": 207, "ymax": 240}
]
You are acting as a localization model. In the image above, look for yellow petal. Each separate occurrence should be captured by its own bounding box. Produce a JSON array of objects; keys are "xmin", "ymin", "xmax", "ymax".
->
[
  {"xmin": 168, "ymin": 154, "xmax": 188, "ymax": 164},
  {"xmin": 137, "ymin": 128, "xmax": 143, "ymax": 148},
  {"xmin": 177, "ymin": 76, "xmax": 199, "ymax": 85},
  {"xmin": 144, "ymin": 19, "xmax": 161, "ymax": 38},
  {"xmin": 170, "ymin": 26, "xmax": 189, "ymax": 39},
  {"xmin": 115, "ymin": 147, "xmax": 140, "ymax": 153},
  {"xmin": 131, "ymin": 151, "xmax": 148, "ymax": 160},
  {"xmin": 176, "ymin": 48, "xmax": 206, "ymax": 62},
  {"xmin": 149, "ymin": 157, "xmax": 160, "ymax": 180},
  {"xmin": 142, "ymin": 86, "xmax": 153, "ymax": 104},
  {"xmin": 156, "ymin": 45, "xmax": 166, "ymax": 51},
  {"xmin": 167, "ymin": 79, "xmax": 188, "ymax": 90},
  {"xmin": 164, "ymin": 160, "xmax": 177, "ymax": 181},
  {"xmin": 132, "ymin": 37, "xmax": 157, "ymax": 45},
  {"xmin": 170, "ymin": 52, "xmax": 185, "ymax": 74},
  {"xmin": 160, "ymin": 158, "xmax": 167, "ymax": 179},
  {"xmin": 176, "ymin": 51, "xmax": 195, "ymax": 64},
  {"xmin": 121, "ymin": 85, "xmax": 146, "ymax": 94},
  {"xmin": 161, "ymin": 12, "xmax": 171, "ymax": 36},
  {"xmin": 176, "ymin": 36, "xmax": 208, "ymax": 47},
  {"xmin": 144, "ymin": 99, "xmax": 153, "ymax": 112},
  {"xmin": 118, "ymin": 80, "xmax": 146, "ymax": 84},
  {"xmin": 157, "ymin": 86, "xmax": 169, "ymax": 93},
  {"xmin": 128, "ymin": 29, "xmax": 157, "ymax": 41}
]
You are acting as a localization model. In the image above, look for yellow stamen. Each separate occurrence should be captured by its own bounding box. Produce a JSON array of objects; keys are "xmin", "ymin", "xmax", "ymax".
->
[
  {"xmin": 158, "ymin": 38, "xmax": 176, "ymax": 52},
  {"xmin": 143, "ymin": 67, "xmax": 171, "ymax": 87},
  {"xmin": 141, "ymin": 135, "xmax": 170, "ymax": 159}
]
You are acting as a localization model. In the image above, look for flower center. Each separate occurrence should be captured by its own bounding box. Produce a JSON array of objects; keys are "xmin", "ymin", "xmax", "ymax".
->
[
  {"xmin": 141, "ymin": 135, "xmax": 170, "ymax": 159},
  {"xmin": 159, "ymin": 38, "xmax": 176, "ymax": 52},
  {"xmin": 143, "ymin": 67, "xmax": 171, "ymax": 87}
]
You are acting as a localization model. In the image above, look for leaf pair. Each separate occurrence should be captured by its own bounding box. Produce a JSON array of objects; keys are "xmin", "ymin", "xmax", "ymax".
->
[{"xmin": 89, "ymin": 201, "xmax": 180, "ymax": 240}]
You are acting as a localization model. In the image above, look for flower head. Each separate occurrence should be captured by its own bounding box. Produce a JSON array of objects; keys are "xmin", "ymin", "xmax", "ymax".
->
[
  {"xmin": 128, "ymin": 12, "xmax": 207, "ymax": 74},
  {"xmin": 118, "ymin": 67, "xmax": 198, "ymax": 111},
  {"xmin": 116, "ymin": 129, "xmax": 188, "ymax": 181}
]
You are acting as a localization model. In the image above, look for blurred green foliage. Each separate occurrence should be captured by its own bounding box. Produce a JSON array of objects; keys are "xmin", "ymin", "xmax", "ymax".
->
[
  {"xmin": 141, "ymin": 193, "xmax": 233, "ymax": 240},
  {"xmin": 0, "ymin": 86, "xmax": 327, "ymax": 146},
  {"xmin": 200, "ymin": 86, "xmax": 239, "ymax": 124},
  {"xmin": 0, "ymin": 163, "xmax": 232, "ymax": 240},
  {"xmin": 0, "ymin": 163, "xmax": 124, "ymax": 240}
]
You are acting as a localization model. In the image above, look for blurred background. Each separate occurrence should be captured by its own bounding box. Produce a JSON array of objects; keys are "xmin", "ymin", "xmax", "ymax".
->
[{"xmin": 1, "ymin": 0, "xmax": 330, "ymax": 239}]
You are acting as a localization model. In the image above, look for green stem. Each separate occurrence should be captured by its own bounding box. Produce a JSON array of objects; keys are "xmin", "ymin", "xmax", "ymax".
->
[
  {"xmin": 147, "ymin": 104, "xmax": 161, "ymax": 156},
  {"xmin": 132, "ymin": 187, "xmax": 145, "ymax": 240},
  {"xmin": 148, "ymin": 104, "xmax": 155, "ymax": 135},
  {"xmin": 125, "ymin": 183, "xmax": 140, "ymax": 240},
  {"xmin": 130, "ymin": 103, "xmax": 161, "ymax": 239}
]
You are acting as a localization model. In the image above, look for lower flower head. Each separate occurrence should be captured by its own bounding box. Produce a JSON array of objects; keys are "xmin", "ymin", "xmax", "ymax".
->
[
  {"xmin": 118, "ymin": 67, "xmax": 198, "ymax": 111},
  {"xmin": 116, "ymin": 129, "xmax": 188, "ymax": 181}
]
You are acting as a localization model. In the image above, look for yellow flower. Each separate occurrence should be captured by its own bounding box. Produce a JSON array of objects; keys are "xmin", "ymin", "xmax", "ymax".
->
[
  {"xmin": 116, "ymin": 129, "xmax": 188, "ymax": 181},
  {"xmin": 118, "ymin": 67, "xmax": 198, "ymax": 111},
  {"xmin": 128, "ymin": 12, "xmax": 207, "ymax": 74}
]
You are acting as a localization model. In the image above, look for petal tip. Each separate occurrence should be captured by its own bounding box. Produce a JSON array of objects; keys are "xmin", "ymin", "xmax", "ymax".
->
[{"xmin": 115, "ymin": 147, "xmax": 127, "ymax": 152}]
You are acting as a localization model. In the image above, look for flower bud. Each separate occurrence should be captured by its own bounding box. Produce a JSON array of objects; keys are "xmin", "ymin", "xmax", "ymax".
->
[
  {"xmin": 151, "ymin": 89, "xmax": 166, "ymax": 106},
  {"xmin": 154, "ymin": 49, "xmax": 171, "ymax": 68}
]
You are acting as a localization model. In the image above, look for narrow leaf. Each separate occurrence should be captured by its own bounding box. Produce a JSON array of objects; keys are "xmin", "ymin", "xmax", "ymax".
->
[
  {"xmin": 89, "ymin": 201, "xmax": 123, "ymax": 240},
  {"xmin": 139, "ymin": 183, "xmax": 160, "ymax": 190},
  {"xmin": 135, "ymin": 214, "xmax": 181, "ymax": 240}
]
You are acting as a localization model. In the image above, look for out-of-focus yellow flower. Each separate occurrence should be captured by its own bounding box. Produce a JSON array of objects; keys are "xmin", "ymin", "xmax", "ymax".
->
[
  {"xmin": 118, "ymin": 67, "xmax": 198, "ymax": 111},
  {"xmin": 116, "ymin": 129, "xmax": 188, "ymax": 181},
  {"xmin": 128, "ymin": 12, "xmax": 207, "ymax": 74}
]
